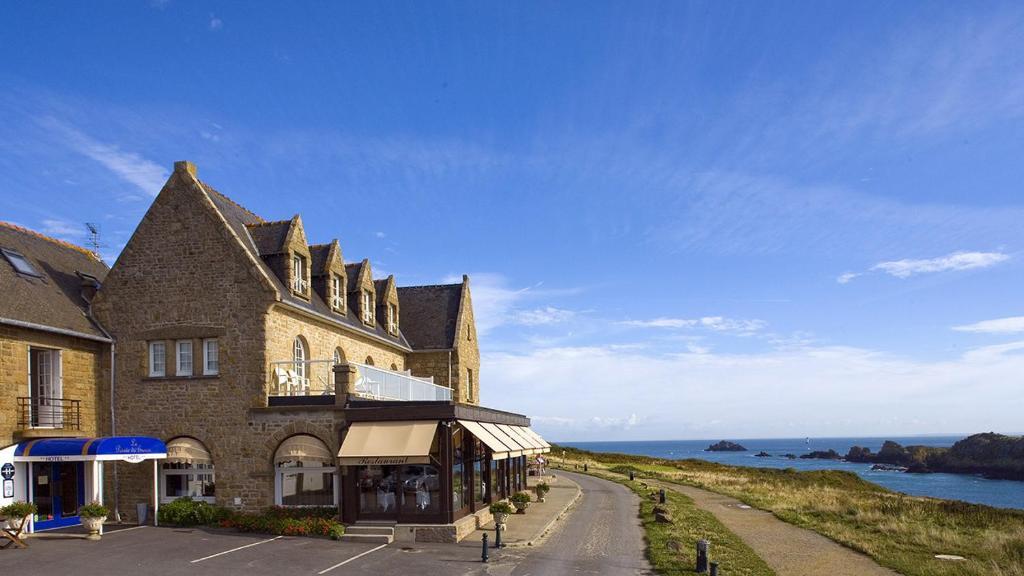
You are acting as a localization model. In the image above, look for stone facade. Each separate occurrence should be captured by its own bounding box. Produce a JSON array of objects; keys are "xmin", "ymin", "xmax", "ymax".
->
[
  {"xmin": 91, "ymin": 161, "xmax": 484, "ymax": 519},
  {"xmin": 0, "ymin": 324, "xmax": 106, "ymax": 446}
]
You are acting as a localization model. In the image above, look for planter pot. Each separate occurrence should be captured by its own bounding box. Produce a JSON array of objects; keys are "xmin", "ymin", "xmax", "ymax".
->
[
  {"xmin": 493, "ymin": 512, "xmax": 510, "ymax": 529},
  {"xmin": 82, "ymin": 516, "xmax": 107, "ymax": 541},
  {"xmin": 513, "ymin": 501, "xmax": 530, "ymax": 514}
]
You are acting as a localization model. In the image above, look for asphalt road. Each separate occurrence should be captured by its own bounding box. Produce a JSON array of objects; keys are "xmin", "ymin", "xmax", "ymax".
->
[{"xmin": 3, "ymin": 471, "xmax": 651, "ymax": 576}]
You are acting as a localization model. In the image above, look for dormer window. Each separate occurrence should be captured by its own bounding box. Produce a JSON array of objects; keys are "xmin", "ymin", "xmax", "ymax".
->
[
  {"xmin": 387, "ymin": 303, "xmax": 398, "ymax": 334},
  {"xmin": 292, "ymin": 254, "xmax": 308, "ymax": 294},
  {"xmin": 361, "ymin": 291, "xmax": 374, "ymax": 324},
  {"xmin": 331, "ymin": 274, "xmax": 344, "ymax": 312}
]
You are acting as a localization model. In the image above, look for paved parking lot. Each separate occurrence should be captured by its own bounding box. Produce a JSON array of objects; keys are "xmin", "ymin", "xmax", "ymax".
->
[{"xmin": 3, "ymin": 526, "xmax": 501, "ymax": 576}]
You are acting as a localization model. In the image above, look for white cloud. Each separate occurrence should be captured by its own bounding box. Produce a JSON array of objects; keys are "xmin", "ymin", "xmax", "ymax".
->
[
  {"xmin": 37, "ymin": 117, "xmax": 168, "ymax": 196},
  {"xmin": 620, "ymin": 316, "xmax": 766, "ymax": 334},
  {"xmin": 871, "ymin": 251, "xmax": 1010, "ymax": 278},
  {"xmin": 836, "ymin": 272, "xmax": 860, "ymax": 284},
  {"xmin": 41, "ymin": 218, "xmax": 82, "ymax": 239},
  {"xmin": 375, "ymin": 231, "xmax": 386, "ymax": 239},
  {"xmin": 511, "ymin": 307, "xmax": 576, "ymax": 326},
  {"xmin": 483, "ymin": 340, "xmax": 1024, "ymax": 442},
  {"xmin": 209, "ymin": 15, "xmax": 223, "ymax": 30},
  {"xmin": 953, "ymin": 316, "xmax": 1024, "ymax": 335}
]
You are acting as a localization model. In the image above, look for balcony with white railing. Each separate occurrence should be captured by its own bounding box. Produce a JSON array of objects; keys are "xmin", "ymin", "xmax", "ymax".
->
[{"xmin": 268, "ymin": 360, "xmax": 452, "ymax": 402}]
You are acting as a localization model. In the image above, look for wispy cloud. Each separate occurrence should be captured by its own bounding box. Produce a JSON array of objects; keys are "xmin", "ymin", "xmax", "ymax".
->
[
  {"xmin": 620, "ymin": 316, "xmax": 766, "ymax": 335},
  {"xmin": 953, "ymin": 316, "xmax": 1024, "ymax": 335},
  {"xmin": 446, "ymin": 273, "xmax": 580, "ymax": 336},
  {"xmin": 209, "ymin": 15, "xmax": 223, "ymax": 31},
  {"xmin": 36, "ymin": 117, "xmax": 168, "ymax": 196},
  {"xmin": 41, "ymin": 218, "xmax": 82, "ymax": 239},
  {"xmin": 512, "ymin": 307, "xmax": 576, "ymax": 326},
  {"xmin": 871, "ymin": 251, "xmax": 1010, "ymax": 278},
  {"xmin": 836, "ymin": 272, "xmax": 860, "ymax": 285},
  {"xmin": 375, "ymin": 231, "xmax": 386, "ymax": 239}
]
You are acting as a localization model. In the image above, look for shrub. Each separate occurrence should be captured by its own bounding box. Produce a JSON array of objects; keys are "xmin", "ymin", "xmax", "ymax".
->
[
  {"xmin": 219, "ymin": 508, "xmax": 343, "ymax": 538},
  {"xmin": 510, "ymin": 491, "xmax": 532, "ymax": 505},
  {"xmin": 0, "ymin": 501, "xmax": 37, "ymax": 519},
  {"xmin": 489, "ymin": 501, "xmax": 515, "ymax": 515},
  {"xmin": 157, "ymin": 497, "xmax": 230, "ymax": 526},
  {"xmin": 535, "ymin": 482, "xmax": 550, "ymax": 496},
  {"xmin": 78, "ymin": 501, "xmax": 110, "ymax": 518}
]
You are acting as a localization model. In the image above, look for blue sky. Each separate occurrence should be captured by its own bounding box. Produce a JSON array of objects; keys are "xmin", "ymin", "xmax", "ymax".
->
[{"xmin": 3, "ymin": 2, "xmax": 1023, "ymax": 441}]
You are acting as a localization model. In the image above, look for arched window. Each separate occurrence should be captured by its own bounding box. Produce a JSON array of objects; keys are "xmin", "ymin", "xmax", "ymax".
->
[
  {"xmin": 161, "ymin": 437, "xmax": 215, "ymax": 503},
  {"xmin": 364, "ymin": 356, "xmax": 374, "ymax": 366},
  {"xmin": 333, "ymin": 347, "xmax": 345, "ymax": 366},
  {"xmin": 275, "ymin": 435, "xmax": 337, "ymax": 506},
  {"xmin": 293, "ymin": 336, "xmax": 307, "ymax": 381}
]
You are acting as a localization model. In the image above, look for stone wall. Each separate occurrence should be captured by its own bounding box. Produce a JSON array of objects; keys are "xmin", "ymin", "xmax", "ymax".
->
[{"xmin": 0, "ymin": 324, "xmax": 106, "ymax": 446}]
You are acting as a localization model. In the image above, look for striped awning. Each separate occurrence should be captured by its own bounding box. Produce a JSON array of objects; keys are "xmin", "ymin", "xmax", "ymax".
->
[{"xmin": 458, "ymin": 420, "xmax": 513, "ymax": 460}]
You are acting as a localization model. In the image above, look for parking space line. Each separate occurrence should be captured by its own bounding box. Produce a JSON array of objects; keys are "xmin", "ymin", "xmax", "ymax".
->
[
  {"xmin": 316, "ymin": 544, "xmax": 388, "ymax": 574},
  {"xmin": 105, "ymin": 525, "xmax": 148, "ymax": 535},
  {"xmin": 190, "ymin": 535, "xmax": 283, "ymax": 563}
]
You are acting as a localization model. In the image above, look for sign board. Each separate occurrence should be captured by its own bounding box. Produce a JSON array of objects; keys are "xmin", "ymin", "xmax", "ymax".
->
[
  {"xmin": 339, "ymin": 456, "xmax": 430, "ymax": 466},
  {"xmin": 1, "ymin": 463, "xmax": 14, "ymax": 480},
  {"xmin": 2, "ymin": 479, "xmax": 12, "ymax": 498}
]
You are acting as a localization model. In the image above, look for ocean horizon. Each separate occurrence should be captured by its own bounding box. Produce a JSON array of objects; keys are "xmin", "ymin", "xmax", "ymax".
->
[{"xmin": 559, "ymin": 435, "xmax": 1024, "ymax": 510}]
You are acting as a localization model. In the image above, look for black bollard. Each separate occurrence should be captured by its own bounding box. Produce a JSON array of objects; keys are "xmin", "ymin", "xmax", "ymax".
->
[
  {"xmin": 494, "ymin": 522, "xmax": 503, "ymax": 548},
  {"xmin": 482, "ymin": 533, "xmax": 489, "ymax": 563},
  {"xmin": 584, "ymin": 463, "xmax": 588, "ymax": 472},
  {"xmin": 710, "ymin": 561, "xmax": 719, "ymax": 576},
  {"xmin": 629, "ymin": 470, "xmax": 635, "ymax": 481},
  {"xmin": 659, "ymin": 488, "xmax": 666, "ymax": 504},
  {"xmin": 696, "ymin": 539, "xmax": 709, "ymax": 573}
]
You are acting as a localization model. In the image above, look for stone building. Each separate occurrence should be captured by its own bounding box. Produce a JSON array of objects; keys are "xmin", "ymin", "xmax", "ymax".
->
[{"xmin": 91, "ymin": 161, "xmax": 548, "ymax": 542}]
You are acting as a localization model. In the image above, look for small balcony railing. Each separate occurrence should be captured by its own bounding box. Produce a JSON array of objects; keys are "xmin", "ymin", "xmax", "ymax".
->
[
  {"xmin": 17, "ymin": 397, "xmax": 81, "ymax": 430},
  {"xmin": 268, "ymin": 361, "xmax": 452, "ymax": 402}
]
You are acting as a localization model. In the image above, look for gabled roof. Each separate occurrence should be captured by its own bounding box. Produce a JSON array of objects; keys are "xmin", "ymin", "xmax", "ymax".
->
[
  {"xmin": 397, "ymin": 283, "xmax": 463, "ymax": 349},
  {"xmin": 345, "ymin": 261, "xmax": 365, "ymax": 290},
  {"xmin": 309, "ymin": 242, "xmax": 340, "ymax": 276},
  {"xmin": 246, "ymin": 220, "xmax": 293, "ymax": 255},
  {"xmin": 0, "ymin": 222, "xmax": 110, "ymax": 340},
  {"xmin": 196, "ymin": 177, "xmax": 410, "ymax": 349}
]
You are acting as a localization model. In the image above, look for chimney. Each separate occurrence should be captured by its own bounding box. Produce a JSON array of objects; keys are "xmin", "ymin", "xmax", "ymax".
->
[{"xmin": 174, "ymin": 160, "xmax": 197, "ymax": 178}]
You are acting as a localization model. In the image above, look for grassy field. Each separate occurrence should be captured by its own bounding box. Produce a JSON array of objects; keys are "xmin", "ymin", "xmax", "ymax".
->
[
  {"xmin": 556, "ymin": 446, "xmax": 1024, "ymax": 576},
  {"xmin": 586, "ymin": 468, "xmax": 776, "ymax": 575}
]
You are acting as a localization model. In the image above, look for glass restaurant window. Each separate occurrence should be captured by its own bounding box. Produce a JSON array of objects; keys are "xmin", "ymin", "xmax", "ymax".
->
[
  {"xmin": 400, "ymin": 464, "xmax": 440, "ymax": 514},
  {"xmin": 162, "ymin": 437, "xmax": 215, "ymax": 503},
  {"xmin": 452, "ymin": 427, "xmax": 467, "ymax": 511},
  {"xmin": 275, "ymin": 435, "xmax": 337, "ymax": 506},
  {"xmin": 473, "ymin": 438, "xmax": 486, "ymax": 505}
]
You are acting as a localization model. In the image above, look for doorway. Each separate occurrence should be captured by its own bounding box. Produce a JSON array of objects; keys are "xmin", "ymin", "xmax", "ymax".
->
[
  {"xmin": 31, "ymin": 462, "xmax": 84, "ymax": 530},
  {"xmin": 29, "ymin": 348, "xmax": 62, "ymax": 427}
]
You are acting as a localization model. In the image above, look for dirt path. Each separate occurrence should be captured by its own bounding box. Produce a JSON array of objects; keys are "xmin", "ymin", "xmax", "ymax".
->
[{"xmin": 651, "ymin": 480, "xmax": 900, "ymax": 576}]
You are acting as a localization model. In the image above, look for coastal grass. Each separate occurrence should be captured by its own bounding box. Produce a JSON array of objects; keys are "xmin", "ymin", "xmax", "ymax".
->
[
  {"xmin": 556, "ymin": 446, "xmax": 1024, "ymax": 576},
  {"xmin": 588, "ymin": 469, "xmax": 776, "ymax": 575}
]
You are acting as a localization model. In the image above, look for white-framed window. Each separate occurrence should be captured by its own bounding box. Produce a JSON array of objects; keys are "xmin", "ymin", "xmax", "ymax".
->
[
  {"xmin": 275, "ymin": 435, "xmax": 338, "ymax": 506},
  {"xmin": 149, "ymin": 341, "xmax": 166, "ymax": 377},
  {"xmin": 362, "ymin": 291, "xmax": 374, "ymax": 324},
  {"xmin": 331, "ymin": 274, "xmax": 344, "ymax": 311},
  {"xmin": 203, "ymin": 338, "xmax": 219, "ymax": 376},
  {"xmin": 292, "ymin": 254, "xmax": 308, "ymax": 293},
  {"xmin": 176, "ymin": 340, "xmax": 193, "ymax": 376},
  {"xmin": 293, "ymin": 337, "xmax": 307, "ymax": 381},
  {"xmin": 161, "ymin": 437, "xmax": 216, "ymax": 504},
  {"xmin": 387, "ymin": 303, "xmax": 398, "ymax": 334}
]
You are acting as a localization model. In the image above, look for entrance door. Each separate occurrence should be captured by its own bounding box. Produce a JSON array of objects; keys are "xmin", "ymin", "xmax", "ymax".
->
[
  {"xmin": 31, "ymin": 462, "xmax": 84, "ymax": 530},
  {"xmin": 29, "ymin": 348, "xmax": 62, "ymax": 427}
]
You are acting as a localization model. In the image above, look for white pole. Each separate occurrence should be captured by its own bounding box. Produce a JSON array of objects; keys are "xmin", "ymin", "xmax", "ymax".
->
[
  {"xmin": 152, "ymin": 459, "xmax": 159, "ymax": 526},
  {"xmin": 93, "ymin": 461, "xmax": 103, "ymax": 535},
  {"xmin": 27, "ymin": 462, "xmax": 34, "ymax": 534}
]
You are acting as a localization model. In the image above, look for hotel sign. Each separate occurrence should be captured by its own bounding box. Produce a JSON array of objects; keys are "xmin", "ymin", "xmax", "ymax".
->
[{"xmin": 339, "ymin": 456, "xmax": 430, "ymax": 466}]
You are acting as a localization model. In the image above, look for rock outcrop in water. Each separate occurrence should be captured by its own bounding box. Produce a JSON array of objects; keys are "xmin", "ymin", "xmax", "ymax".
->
[
  {"xmin": 800, "ymin": 449, "xmax": 842, "ymax": 460},
  {"xmin": 846, "ymin": 433, "xmax": 1024, "ymax": 480},
  {"xmin": 706, "ymin": 440, "xmax": 747, "ymax": 452}
]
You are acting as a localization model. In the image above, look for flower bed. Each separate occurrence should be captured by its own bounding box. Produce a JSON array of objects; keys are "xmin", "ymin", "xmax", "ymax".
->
[{"xmin": 219, "ymin": 506, "xmax": 344, "ymax": 539}]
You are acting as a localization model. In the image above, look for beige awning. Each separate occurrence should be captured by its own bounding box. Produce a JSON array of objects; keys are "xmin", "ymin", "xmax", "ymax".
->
[
  {"xmin": 503, "ymin": 425, "xmax": 543, "ymax": 454},
  {"xmin": 166, "ymin": 437, "xmax": 213, "ymax": 464},
  {"xmin": 497, "ymin": 424, "xmax": 540, "ymax": 455},
  {"xmin": 519, "ymin": 427, "xmax": 552, "ymax": 453},
  {"xmin": 275, "ymin": 434, "xmax": 333, "ymax": 466},
  {"xmin": 338, "ymin": 421, "xmax": 438, "ymax": 466},
  {"xmin": 458, "ymin": 420, "xmax": 511, "ymax": 461},
  {"xmin": 480, "ymin": 422, "xmax": 526, "ymax": 457}
]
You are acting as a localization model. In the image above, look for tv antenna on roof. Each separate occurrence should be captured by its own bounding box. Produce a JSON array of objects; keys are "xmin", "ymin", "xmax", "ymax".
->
[{"xmin": 85, "ymin": 222, "xmax": 102, "ymax": 254}]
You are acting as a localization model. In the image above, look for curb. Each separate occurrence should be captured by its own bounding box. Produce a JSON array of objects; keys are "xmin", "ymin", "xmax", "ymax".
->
[{"xmin": 507, "ymin": 477, "xmax": 583, "ymax": 548}]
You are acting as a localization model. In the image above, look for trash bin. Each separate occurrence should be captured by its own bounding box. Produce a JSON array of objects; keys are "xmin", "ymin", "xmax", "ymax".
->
[{"xmin": 137, "ymin": 503, "xmax": 149, "ymax": 525}]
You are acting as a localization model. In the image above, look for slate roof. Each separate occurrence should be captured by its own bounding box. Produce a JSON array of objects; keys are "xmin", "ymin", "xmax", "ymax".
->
[
  {"xmin": 245, "ymin": 220, "xmax": 292, "ymax": 255},
  {"xmin": 0, "ymin": 222, "xmax": 110, "ymax": 340},
  {"xmin": 200, "ymin": 184, "xmax": 412, "ymax": 350},
  {"xmin": 396, "ymin": 284, "xmax": 463, "ymax": 350},
  {"xmin": 344, "ymin": 262, "xmax": 363, "ymax": 289},
  {"xmin": 309, "ymin": 243, "xmax": 333, "ymax": 275}
]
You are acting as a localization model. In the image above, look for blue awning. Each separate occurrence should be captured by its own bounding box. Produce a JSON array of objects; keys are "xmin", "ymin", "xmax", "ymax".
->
[{"xmin": 14, "ymin": 436, "xmax": 168, "ymax": 463}]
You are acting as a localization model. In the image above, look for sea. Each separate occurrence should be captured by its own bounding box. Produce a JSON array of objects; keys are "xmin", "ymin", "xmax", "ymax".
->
[{"xmin": 560, "ymin": 436, "xmax": 1024, "ymax": 510}]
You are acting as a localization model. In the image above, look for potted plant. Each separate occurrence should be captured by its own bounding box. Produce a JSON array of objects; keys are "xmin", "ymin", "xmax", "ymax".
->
[
  {"xmin": 78, "ymin": 501, "xmax": 110, "ymax": 541},
  {"xmin": 489, "ymin": 501, "xmax": 514, "ymax": 529},
  {"xmin": 535, "ymin": 482, "xmax": 550, "ymax": 503},
  {"xmin": 510, "ymin": 491, "xmax": 532, "ymax": 514},
  {"xmin": 0, "ymin": 501, "xmax": 37, "ymax": 533}
]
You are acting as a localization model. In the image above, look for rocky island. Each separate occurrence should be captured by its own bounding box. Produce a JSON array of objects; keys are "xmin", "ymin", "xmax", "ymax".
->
[
  {"xmin": 847, "ymin": 433, "xmax": 1024, "ymax": 480},
  {"xmin": 706, "ymin": 440, "xmax": 747, "ymax": 452}
]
